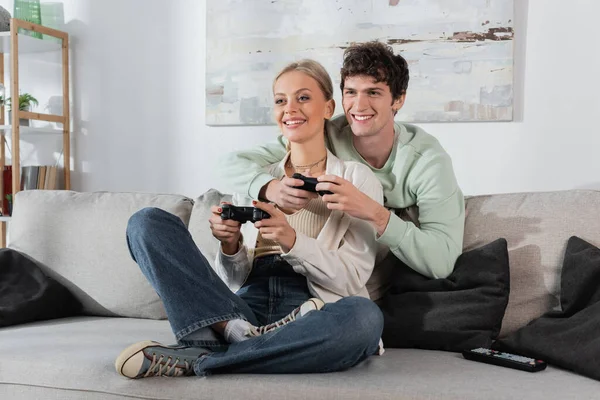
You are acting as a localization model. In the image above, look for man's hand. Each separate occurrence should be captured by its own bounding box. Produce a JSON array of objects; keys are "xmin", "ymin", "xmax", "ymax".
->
[
  {"xmin": 317, "ymin": 175, "xmax": 391, "ymax": 235},
  {"xmin": 262, "ymin": 174, "xmax": 318, "ymax": 211},
  {"xmin": 252, "ymin": 200, "xmax": 297, "ymax": 252},
  {"xmin": 209, "ymin": 203, "xmax": 242, "ymax": 255}
]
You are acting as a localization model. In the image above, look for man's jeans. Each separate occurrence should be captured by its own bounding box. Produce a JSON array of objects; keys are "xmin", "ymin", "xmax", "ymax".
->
[{"xmin": 126, "ymin": 207, "xmax": 383, "ymax": 376}]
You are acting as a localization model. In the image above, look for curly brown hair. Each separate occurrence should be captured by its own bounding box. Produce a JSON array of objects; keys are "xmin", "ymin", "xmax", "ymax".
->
[{"xmin": 340, "ymin": 41, "xmax": 409, "ymax": 101}]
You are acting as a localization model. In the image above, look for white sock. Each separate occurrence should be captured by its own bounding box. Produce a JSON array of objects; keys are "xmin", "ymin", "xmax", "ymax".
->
[{"xmin": 223, "ymin": 319, "xmax": 254, "ymax": 343}]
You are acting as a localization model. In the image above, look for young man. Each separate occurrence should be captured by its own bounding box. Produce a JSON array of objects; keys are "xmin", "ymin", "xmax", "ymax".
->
[{"xmin": 219, "ymin": 41, "xmax": 465, "ymax": 301}]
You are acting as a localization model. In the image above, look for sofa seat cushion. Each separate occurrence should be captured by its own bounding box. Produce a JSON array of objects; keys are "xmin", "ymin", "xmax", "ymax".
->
[
  {"xmin": 8, "ymin": 190, "xmax": 194, "ymax": 319},
  {"xmin": 1, "ymin": 317, "xmax": 598, "ymax": 400},
  {"xmin": 463, "ymin": 190, "xmax": 600, "ymax": 336}
]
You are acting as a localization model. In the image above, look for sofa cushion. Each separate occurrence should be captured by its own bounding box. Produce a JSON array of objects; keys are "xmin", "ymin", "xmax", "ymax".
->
[
  {"xmin": 463, "ymin": 190, "xmax": 600, "ymax": 337},
  {"xmin": 380, "ymin": 238, "xmax": 510, "ymax": 352},
  {"xmin": 495, "ymin": 236, "xmax": 600, "ymax": 381},
  {"xmin": 0, "ymin": 248, "xmax": 82, "ymax": 327},
  {"xmin": 1, "ymin": 317, "xmax": 598, "ymax": 400},
  {"xmin": 8, "ymin": 190, "xmax": 194, "ymax": 319}
]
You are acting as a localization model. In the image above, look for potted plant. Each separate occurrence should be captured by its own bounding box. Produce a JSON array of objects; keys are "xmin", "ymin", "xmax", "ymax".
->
[{"xmin": 2, "ymin": 93, "xmax": 39, "ymax": 126}]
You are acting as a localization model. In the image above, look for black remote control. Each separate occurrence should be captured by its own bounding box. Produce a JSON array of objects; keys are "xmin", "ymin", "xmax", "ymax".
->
[
  {"xmin": 291, "ymin": 173, "xmax": 333, "ymax": 196},
  {"xmin": 462, "ymin": 348, "xmax": 547, "ymax": 373}
]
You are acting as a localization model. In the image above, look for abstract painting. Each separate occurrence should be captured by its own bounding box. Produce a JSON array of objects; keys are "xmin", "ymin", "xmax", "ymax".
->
[{"xmin": 206, "ymin": 0, "xmax": 514, "ymax": 125}]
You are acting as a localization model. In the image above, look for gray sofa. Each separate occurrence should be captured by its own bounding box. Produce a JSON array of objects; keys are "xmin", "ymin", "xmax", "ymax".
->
[{"xmin": 1, "ymin": 189, "xmax": 600, "ymax": 400}]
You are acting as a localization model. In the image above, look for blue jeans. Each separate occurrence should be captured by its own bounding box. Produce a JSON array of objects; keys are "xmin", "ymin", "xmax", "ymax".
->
[{"xmin": 126, "ymin": 207, "xmax": 383, "ymax": 376}]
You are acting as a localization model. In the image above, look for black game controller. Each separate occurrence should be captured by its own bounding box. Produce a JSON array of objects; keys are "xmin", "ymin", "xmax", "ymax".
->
[
  {"xmin": 220, "ymin": 204, "xmax": 270, "ymax": 224},
  {"xmin": 292, "ymin": 173, "xmax": 334, "ymax": 196}
]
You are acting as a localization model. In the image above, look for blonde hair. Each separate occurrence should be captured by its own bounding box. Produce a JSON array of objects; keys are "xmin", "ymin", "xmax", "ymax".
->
[
  {"xmin": 273, "ymin": 59, "xmax": 334, "ymax": 150},
  {"xmin": 273, "ymin": 59, "xmax": 334, "ymax": 102}
]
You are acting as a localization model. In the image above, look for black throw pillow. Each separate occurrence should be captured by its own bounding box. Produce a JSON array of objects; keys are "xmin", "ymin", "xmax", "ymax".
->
[
  {"xmin": 494, "ymin": 236, "xmax": 600, "ymax": 381},
  {"xmin": 0, "ymin": 248, "xmax": 82, "ymax": 327},
  {"xmin": 380, "ymin": 238, "xmax": 510, "ymax": 352}
]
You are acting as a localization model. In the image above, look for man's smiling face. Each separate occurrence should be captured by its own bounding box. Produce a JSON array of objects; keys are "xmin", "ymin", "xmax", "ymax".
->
[{"xmin": 342, "ymin": 75, "xmax": 402, "ymax": 139}]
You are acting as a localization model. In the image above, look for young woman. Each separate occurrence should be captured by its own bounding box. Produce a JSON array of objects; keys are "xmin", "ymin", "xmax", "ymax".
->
[{"xmin": 116, "ymin": 59, "xmax": 384, "ymax": 378}]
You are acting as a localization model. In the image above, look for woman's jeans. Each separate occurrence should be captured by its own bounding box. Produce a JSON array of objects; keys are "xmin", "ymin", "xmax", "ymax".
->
[{"xmin": 126, "ymin": 207, "xmax": 383, "ymax": 376}]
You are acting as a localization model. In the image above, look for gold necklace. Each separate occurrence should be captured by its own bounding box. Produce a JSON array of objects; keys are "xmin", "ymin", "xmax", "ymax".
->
[{"xmin": 287, "ymin": 154, "xmax": 327, "ymax": 173}]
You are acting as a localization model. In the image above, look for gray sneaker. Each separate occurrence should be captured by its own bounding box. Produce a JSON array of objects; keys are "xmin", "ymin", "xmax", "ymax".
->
[
  {"xmin": 249, "ymin": 298, "xmax": 325, "ymax": 336},
  {"xmin": 115, "ymin": 340, "xmax": 208, "ymax": 379}
]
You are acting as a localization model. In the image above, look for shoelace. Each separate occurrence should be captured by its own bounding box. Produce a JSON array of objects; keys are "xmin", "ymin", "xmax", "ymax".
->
[
  {"xmin": 248, "ymin": 306, "xmax": 301, "ymax": 336},
  {"xmin": 145, "ymin": 353, "xmax": 193, "ymax": 377}
]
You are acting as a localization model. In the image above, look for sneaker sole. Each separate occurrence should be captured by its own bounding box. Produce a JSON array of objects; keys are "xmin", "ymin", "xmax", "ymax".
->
[{"xmin": 115, "ymin": 340, "xmax": 159, "ymax": 378}]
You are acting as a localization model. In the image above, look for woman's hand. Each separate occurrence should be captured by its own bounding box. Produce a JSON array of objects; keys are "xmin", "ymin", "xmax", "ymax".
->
[
  {"xmin": 252, "ymin": 200, "xmax": 297, "ymax": 252},
  {"xmin": 209, "ymin": 202, "xmax": 242, "ymax": 255}
]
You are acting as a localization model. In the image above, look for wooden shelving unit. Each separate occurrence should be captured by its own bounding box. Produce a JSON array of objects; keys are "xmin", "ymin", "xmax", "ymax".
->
[{"xmin": 0, "ymin": 19, "xmax": 70, "ymax": 247}]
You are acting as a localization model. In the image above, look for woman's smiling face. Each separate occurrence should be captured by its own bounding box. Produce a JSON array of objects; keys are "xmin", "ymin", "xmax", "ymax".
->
[{"xmin": 273, "ymin": 70, "xmax": 334, "ymax": 145}]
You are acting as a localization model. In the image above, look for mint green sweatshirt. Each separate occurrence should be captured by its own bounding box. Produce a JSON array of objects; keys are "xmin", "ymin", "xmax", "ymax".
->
[{"xmin": 218, "ymin": 115, "xmax": 465, "ymax": 279}]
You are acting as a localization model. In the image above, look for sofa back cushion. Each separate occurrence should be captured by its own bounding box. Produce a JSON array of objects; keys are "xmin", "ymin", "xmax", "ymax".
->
[
  {"xmin": 8, "ymin": 190, "xmax": 194, "ymax": 319},
  {"xmin": 463, "ymin": 190, "xmax": 600, "ymax": 337}
]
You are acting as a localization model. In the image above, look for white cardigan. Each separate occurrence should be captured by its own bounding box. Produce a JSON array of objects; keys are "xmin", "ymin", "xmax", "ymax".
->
[{"xmin": 215, "ymin": 150, "xmax": 384, "ymax": 303}]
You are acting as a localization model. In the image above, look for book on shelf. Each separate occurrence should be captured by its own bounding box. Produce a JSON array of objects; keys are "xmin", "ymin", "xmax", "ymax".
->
[{"xmin": 1, "ymin": 165, "xmax": 62, "ymax": 216}]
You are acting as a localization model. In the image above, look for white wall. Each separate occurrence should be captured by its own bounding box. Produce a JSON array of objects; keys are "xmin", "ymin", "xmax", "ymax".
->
[{"xmin": 1, "ymin": 0, "xmax": 599, "ymax": 197}]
